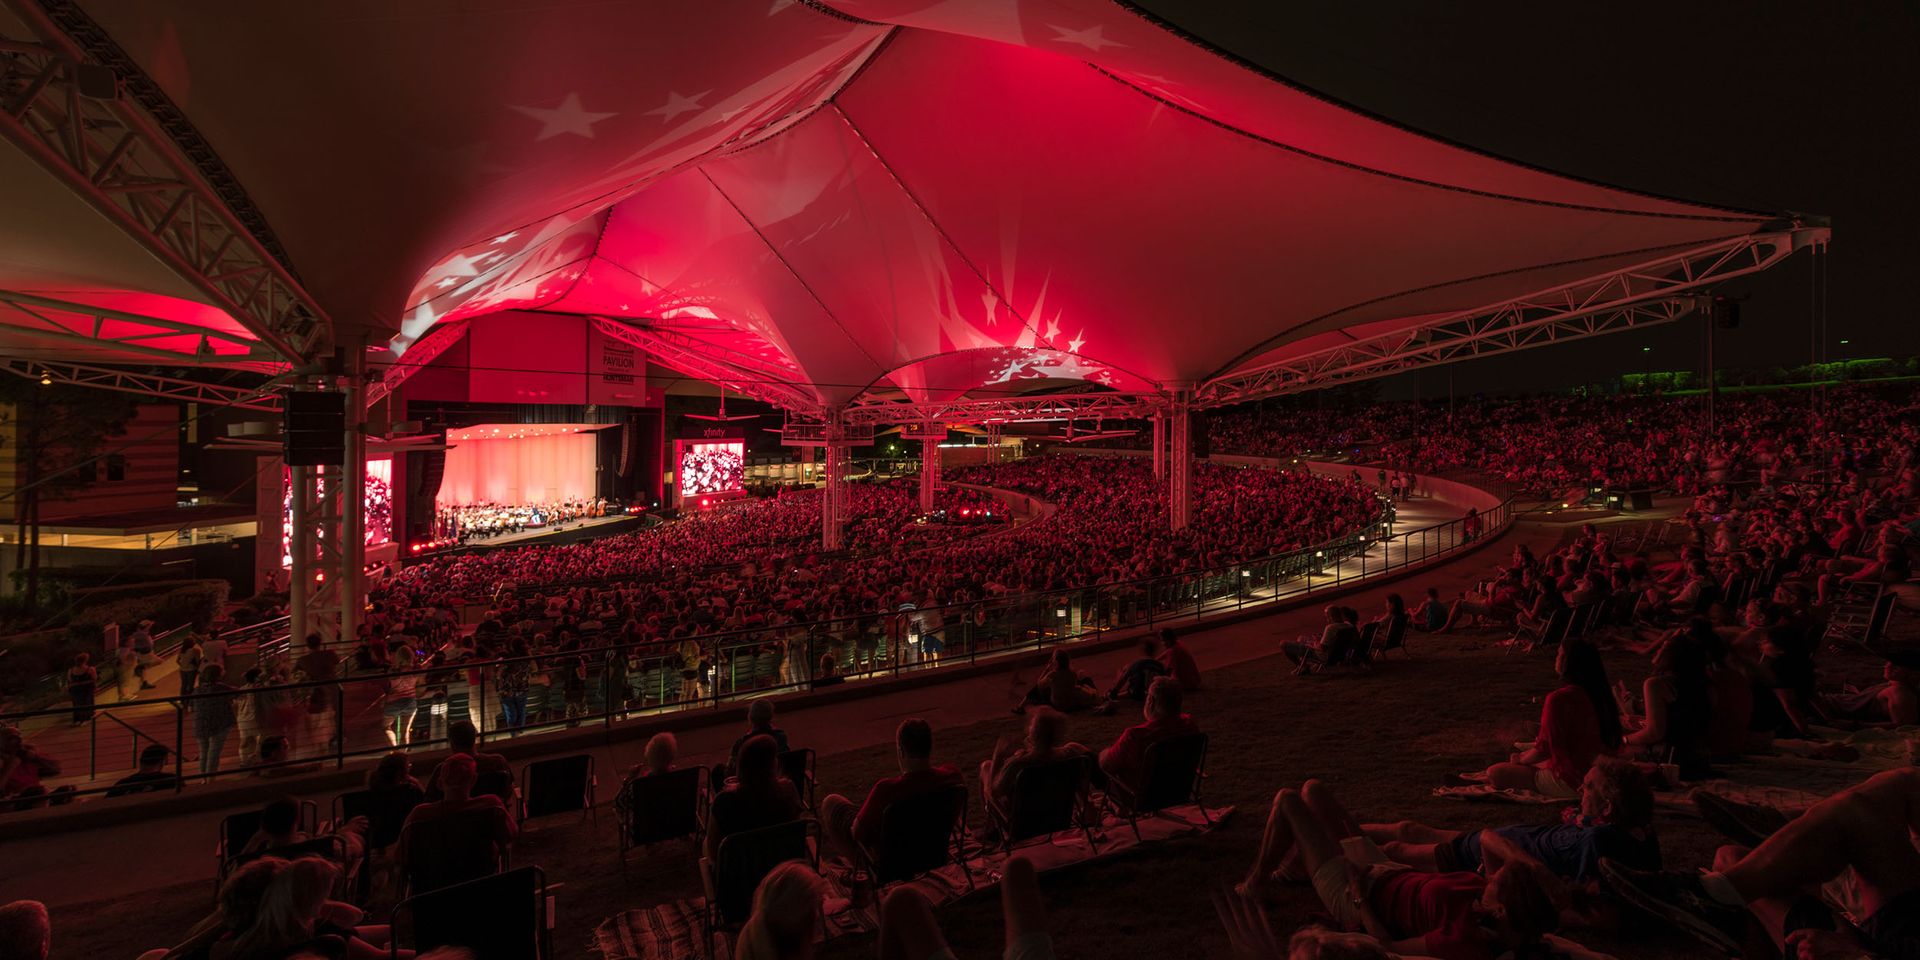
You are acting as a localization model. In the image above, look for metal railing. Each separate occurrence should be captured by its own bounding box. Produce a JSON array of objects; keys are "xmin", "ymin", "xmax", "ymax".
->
[{"xmin": 0, "ymin": 494, "xmax": 1513, "ymax": 807}]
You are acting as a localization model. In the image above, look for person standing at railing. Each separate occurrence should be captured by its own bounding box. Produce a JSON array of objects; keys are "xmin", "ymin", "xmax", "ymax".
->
[
  {"xmin": 66, "ymin": 653, "xmax": 97, "ymax": 725},
  {"xmin": 294, "ymin": 633, "xmax": 340, "ymax": 759},
  {"xmin": 192, "ymin": 665, "xmax": 238, "ymax": 776},
  {"xmin": 177, "ymin": 634, "xmax": 204, "ymax": 702},
  {"xmin": 128, "ymin": 618, "xmax": 157, "ymax": 692},
  {"xmin": 198, "ymin": 621, "xmax": 227, "ymax": 674},
  {"xmin": 382, "ymin": 647, "xmax": 420, "ymax": 748}
]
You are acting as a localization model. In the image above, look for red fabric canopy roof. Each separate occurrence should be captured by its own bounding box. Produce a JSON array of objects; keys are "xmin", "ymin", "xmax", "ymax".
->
[{"xmin": 24, "ymin": 0, "xmax": 1781, "ymax": 403}]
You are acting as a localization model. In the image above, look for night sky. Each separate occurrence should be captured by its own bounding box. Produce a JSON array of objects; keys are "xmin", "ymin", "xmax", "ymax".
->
[{"xmin": 1138, "ymin": 1, "xmax": 1920, "ymax": 397}]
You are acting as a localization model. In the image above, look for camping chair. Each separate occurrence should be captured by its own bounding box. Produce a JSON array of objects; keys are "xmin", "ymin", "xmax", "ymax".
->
[
  {"xmin": 1563, "ymin": 603, "xmax": 1597, "ymax": 642},
  {"xmin": 519, "ymin": 754, "xmax": 595, "ymax": 823},
  {"xmin": 391, "ymin": 866, "xmax": 551, "ymax": 960},
  {"xmin": 615, "ymin": 766, "xmax": 708, "ymax": 864},
  {"xmin": 701, "ymin": 819, "xmax": 817, "ymax": 957},
  {"xmin": 1104, "ymin": 732, "xmax": 1211, "ymax": 842},
  {"xmin": 475, "ymin": 769, "xmax": 517, "ymax": 811},
  {"xmin": 985, "ymin": 753, "xmax": 1099, "ymax": 853},
  {"xmin": 1369, "ymin": 614, "xmax": 1411, "ymax": 660},
  {"xmin": 777, "ymin": 748, "xmax": 816, "ymax": 811},
  {"xmin": 216, "ymin": 801, "xmax": 318, "ymax": 890},
  {"xmin": 1824, "ymin": 588, "xmax": 1895, "ymax": 652},
  {"xmin": 869, "ymin": 783, "xmax": 973, "ymax": 891},
  {"xmin": 1508, "ymin": 607, "xmax": 1570, "ymax": 655},
  {"xmin": 396, "ymin": 806, "xmax": 508, "ymax": 896}
]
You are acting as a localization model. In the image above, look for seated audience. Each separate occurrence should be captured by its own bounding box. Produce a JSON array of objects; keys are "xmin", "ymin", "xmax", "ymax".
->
[
  {"xmin": 424, "ymin": 721, "xmax": 510, "ymax": 799},
  {"xmin": 1098, "ymin": 678, "xmax": 1201, "ymax": 796},
  {"xmin": 877, "ymin": 856, "xmax": 1050, "ymax": 960},
  {"xmin": 820, "ymin": 718, "xmax": 963, "ymax": 871},
  {"xmin": 1603, "ymin": 767, "xmax": 1920, "ymax": 959},
  {"xmin": 106, "ymin": 744, "xmax": 179, "ymax": 797},
  {"xmin": 0, "ymin": 900, "xmax": 49, "ymax": 960},
  {"xmin": 1017, "ymin": 650, "xmax": 1110, "ymax": 714},
  {"xmin": 980, "ymin": 707, "xmax": 1094, "ymax": 829},
  {"xmin": 706, "ymin": 734, "xmax": 804, "ymax": 861},
  {"xmin": 1480, "ymin": 641, "xmax": 1621, "ymax": 797},
  {"xmin": 1108, "ymin": 637, "xmax": 1170, "ymax": 701},
  {"xmin": 735, "ymin": 862, "xmax": 825, "ymax": 960},
  {"xmin": 361, "ymin": 751, "xmax": 427, "ymax": 852},
  {"xmin": 1157, "ymin": 628, "xmax": 1202, "ymax": 690},
  {"xmin": 1282, "ymin": 606, "xmax": 1361, "ymax": 673},
  {"xmin": 727, "ymin": 700, "xmax": 791, "ymax": 775},
  {"xmin": 399, "ymin": 753, "xmax": 516, "ymax": 877}
]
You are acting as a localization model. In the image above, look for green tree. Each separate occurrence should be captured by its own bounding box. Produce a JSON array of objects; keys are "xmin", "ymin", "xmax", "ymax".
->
[{"xmin": 0, "ymin": 380, "xmax": 137, "ymax": 613}]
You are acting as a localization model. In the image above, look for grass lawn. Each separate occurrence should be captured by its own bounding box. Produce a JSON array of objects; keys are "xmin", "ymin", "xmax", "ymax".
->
[{"xmin": 48, "ymin": 610, "xmax": 1894, "ymax": 960}]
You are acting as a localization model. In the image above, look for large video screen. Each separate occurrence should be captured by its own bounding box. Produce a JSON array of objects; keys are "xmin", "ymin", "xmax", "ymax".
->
[
  {"xmin": 678, "ymin": 441, "xmax": 744, "ymax": 497},
  {"xmin": 281, "ymin": 458, "xmax": 392, "ymax": 569}
]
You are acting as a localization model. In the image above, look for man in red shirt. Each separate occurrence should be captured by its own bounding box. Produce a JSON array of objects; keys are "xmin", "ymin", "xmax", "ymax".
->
[
  {"xmin": 1156, "ymin": 629, "xmax": 1202, "ymax": 691},
  {"xmin": 821, "ymin": 718, "xmax": 962, "ymax": 870},
  {"xmin": 1098, "ymin": 678, "xmax": 1200, "ymax": 795},
  {"xmin": 399, "ymin": 753, "xmax": 517, "ymax": 884}
]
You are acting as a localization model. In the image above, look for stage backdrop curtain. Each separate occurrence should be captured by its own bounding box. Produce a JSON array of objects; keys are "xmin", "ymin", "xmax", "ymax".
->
[{"xmin": 438, "ymin": 433, "xmax": 596, "ymax": 507}]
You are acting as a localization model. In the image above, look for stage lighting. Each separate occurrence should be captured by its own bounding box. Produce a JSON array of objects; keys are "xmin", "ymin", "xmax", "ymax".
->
[{"xmin": 38, "ymin": 371, "xmax": 51, "ymax": 386}]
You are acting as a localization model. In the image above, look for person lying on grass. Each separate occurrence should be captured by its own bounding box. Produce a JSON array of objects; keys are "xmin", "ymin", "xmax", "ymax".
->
[
  {"xmin": 1364, "ymin": 758, "xmax": 1660, "ymax": 927},
  {"xmin": 1240, "ymin": 778, "xmax": 1563, "ymax": 960}
]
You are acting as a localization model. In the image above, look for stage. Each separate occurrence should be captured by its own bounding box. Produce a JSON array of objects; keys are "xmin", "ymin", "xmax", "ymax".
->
[{"xmin": 439, "ymin": 513, "xmax": 648, "ymax": 551}]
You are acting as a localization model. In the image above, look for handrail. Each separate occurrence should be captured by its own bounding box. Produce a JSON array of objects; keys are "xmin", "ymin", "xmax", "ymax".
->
[{"xmin": 3, "ymin": 485, "xmax": 1513, "ymax": 801}]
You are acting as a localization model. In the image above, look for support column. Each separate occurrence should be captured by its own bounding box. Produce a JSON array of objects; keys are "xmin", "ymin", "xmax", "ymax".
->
[
  {"xmin": 919, "ymin": 437, "xmax": 940, "ymax": 513},
  {"xmin": 1168, "ymin": 396, "xmax": 1192, "ymax": 531},
  {"xmin": 288, "ymin": 464, "xmax": 312, "ymax": 640},
  {"xmin": 340, "ymin": 344, "xmax": 367, "ymax": 645},
  {"xmin": 1150, "ymin": 412, "xmax": 1166, "ymax": 481},
  {"xmin": 822, "ymin": 408, "xmax": 845, "ymax": 549}
]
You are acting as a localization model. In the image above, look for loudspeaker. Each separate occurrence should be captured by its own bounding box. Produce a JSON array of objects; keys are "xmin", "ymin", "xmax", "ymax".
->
[
  {"xmin": 283, "ymin": 391, "xmax": 346, "ymax": 466},
  {"xmin": 1712, "ymin": 296, "xmax": 1741, "ymax": 329}
]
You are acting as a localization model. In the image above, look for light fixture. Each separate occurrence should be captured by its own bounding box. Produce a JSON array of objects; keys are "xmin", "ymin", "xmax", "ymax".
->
[
  {"xmin": 39, "ymin": 371, "xmax": 52, "ymax": 386},
  {"xmin": 1641, "ymin": 347, "xmax": 1651, "ymax": 353}
]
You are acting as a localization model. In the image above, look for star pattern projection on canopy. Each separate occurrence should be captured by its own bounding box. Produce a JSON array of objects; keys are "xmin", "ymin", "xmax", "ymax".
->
[{"xmin": 38, "ymin": 0, "xmax": 1792, "ymax": 398}]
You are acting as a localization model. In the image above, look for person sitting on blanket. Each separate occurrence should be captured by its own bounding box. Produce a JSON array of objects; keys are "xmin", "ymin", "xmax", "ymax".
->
[
  {"xmin": 878, "ymin": 855, "xmax": 1052, "ymax": 960},
  {"xmin": 1098, "ymin": 678, "xmax": 1201, "ymax": 797},
  {"xmin": 1108, "ymin": 637, "xmax": 1170, "ymax": 702},
  {"xmin": 1601, "ymin": 767, "xmax": 1920, "ymax": 959},
  {"xmin": 1439, "ymin": 574, "xmax": 1523, "ymax": 634},
  {"xmin": 1416, "ymin": 587, "xmax": 1449, "ymax": 633},
  {"xmin": 1015, "ymin": 650, "xmax": 1112, "ymax": 714},
  {"xmin": 707, "ymin": 734, "xmax": 804, "ymax": 862},
  {"xmin": 1478, "ymin": 641, "xmax": 1621, "ymax": 798},
  {"xmin": 819, "ymin": 718, "xmax": 963, "ymax": 874},
  {"xmin": 1158, "ymin": 628, "xmax": 1202, "ymax": 691},
  {"xmin": 1238, "ymin": 778, "xmax": 1563, "ymax": 960},
  {"xmin": 1365, "ymin": 757, "xmax": 1661, "ymax": 905},
  {"xmin": 1621, "ymin": 619, "xmax": 1724, "ymax": 777},
  {"xmin": 1283, "ymin": 605, "xmax": 1361, "ymax": 674},
  {"xmin": 1824, "ymin": 657, "xmax": 1920, "ymax": 728}
]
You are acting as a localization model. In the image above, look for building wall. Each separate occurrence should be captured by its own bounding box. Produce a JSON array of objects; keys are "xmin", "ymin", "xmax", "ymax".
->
[{"xmin": 0, "ymin": 402, "xmax": 180, "ymax": 523}]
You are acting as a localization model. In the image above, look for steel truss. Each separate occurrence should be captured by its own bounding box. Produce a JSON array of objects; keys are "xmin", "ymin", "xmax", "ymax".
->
[
  {"xmin": 0, "ymin": 7, "xmax": 328, "ymax": 362},
  {"xmin": 591, "ymin": 317, "xmax": 820, "ymax": 413},
  {"xmin": 0, "ymin": 357, "xmax": 281, "ymax": 410},
  {"xmin": 1196, "ymin": 228, "xmax": 1826, "ymax": 405},
  {"xmin": 0, "ymin": 288, "xmax": 270, "ymax": 362},
  {"xmin": 365, "ymin": 319, "xmax": 467, "ymax": 409},
  {"xmin": 840, "ymin": 390, "xmax": 1162, "ymax": 426}
]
